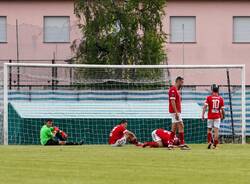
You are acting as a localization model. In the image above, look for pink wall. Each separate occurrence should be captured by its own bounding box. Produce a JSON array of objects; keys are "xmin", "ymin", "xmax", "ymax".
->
[
  {"xmin": 0, "ymin": 0, "xmax": 249, "ymax": 85},
  {"xmin": 164, "ymin": 0, "xmax": 250, "ymax": 85},
  {"xmin": 0, "ymin": 0, "xmax": 80, "ymax": 62}
]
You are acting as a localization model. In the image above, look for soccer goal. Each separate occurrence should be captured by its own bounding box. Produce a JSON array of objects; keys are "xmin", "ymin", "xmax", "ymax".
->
[{"xmin": 2, "ymin": 63, "xmax": 246, "ymax": 145}]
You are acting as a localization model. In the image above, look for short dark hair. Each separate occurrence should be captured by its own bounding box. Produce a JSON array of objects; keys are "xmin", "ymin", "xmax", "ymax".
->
[
  {"xmin": 211, "ymin": 84, "xmax": 219, "ymax": 93},
  {"xmin": 46, "ymin": 119, "xmax": 53, "ymax": 123},
  {"xmin": 120, "ymin": 119, "xmax": 128, "ymax": 124},
  {"xmin": 175, "ymin": 76, "xmax": 184, "ymax": 83}
]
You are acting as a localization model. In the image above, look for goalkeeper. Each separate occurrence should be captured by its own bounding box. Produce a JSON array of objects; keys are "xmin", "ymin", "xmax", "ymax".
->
[{"xmin": 40, "ymin": 119, "xmax": 83, "ymax": 146}]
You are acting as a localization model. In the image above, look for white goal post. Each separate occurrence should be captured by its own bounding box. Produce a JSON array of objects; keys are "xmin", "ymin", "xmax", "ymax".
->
[{"xmin": 3, "ymin": 63, "xmax": 246, "ymax": 145}]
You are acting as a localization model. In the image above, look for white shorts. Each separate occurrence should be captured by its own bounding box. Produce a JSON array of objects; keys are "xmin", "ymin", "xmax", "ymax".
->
[
  {"xmin": 111, "ymin": 136, "xmax": 127, "ymax": 147},
  {"xmin": 207, "ymin": 119, "xmax": 221, "ymax": 129},
  {"xmin": 151, "ymin": 130, "xmax": 161, "ymax": 142},
  {"xmin": 170, "ymin": 113, "xmax": 183, "ymax": 123}
]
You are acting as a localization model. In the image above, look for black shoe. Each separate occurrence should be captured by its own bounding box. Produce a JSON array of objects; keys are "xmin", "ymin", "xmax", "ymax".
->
[
  {"xmin": 79, "ymin": 140, "xmax": 84, "ymax": 145},
  {"xmin": 212, "ymin": 144, "xmax": 218, "ymax": 149},
  {"xmin": 207, "ymin": 143, "xmax": 212, "ymax": 149}
]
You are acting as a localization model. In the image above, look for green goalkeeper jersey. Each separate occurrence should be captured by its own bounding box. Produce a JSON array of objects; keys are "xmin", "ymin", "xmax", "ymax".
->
[{"xmin": 40, "ymin": 125, "xmax": 54, "ymax": 145}]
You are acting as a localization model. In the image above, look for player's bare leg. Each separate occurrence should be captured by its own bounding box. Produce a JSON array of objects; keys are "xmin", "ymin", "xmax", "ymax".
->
[
  {"xmin": 142, "ymin": 141, "xmax": 162, "ymax": 148},
  {"xmin": 207, "ymin": 128, "xmax": 213, "ymax": 149},
  {"xmin": 178, "ymin": 122, "xmax": 190, "ymax": 150},
  {"xmin": 213, "ymin": 127, "xmax": 219, "ymax": 149},
  {"xmin": 126, "ymin": 133, "xmax": 142, "ymax": 146}
]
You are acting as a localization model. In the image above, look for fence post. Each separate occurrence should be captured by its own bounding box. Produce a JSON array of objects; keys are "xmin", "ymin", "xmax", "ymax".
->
[
  {"xmin": 28, "ymin": 86, "xmax": 32, "ymax": 102},
  {"xmin": 51, "ymin": 59, "xmax": 55, "ymax": 90},
  {"xmin": 226, "ymin": 69, "xmax": 235, "ymax": 143},
  {"xmin": 8, "ymin": 60, "xmax": 12, "ymax": 90}
]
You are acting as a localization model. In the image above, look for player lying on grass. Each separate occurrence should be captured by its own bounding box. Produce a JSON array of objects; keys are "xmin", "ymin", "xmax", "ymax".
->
[
  {"xmin": 40, "ymin": 119, "xmax": 83, "ymax": 146},
  {"xmin": 202, "ymin": 84, "xmax": 225, "ymax": 149},
  {"xmin": 142, "ymin": 128, "xmax": 180, "ymax": 148},
  {"xmin": 109, "ymin": 119, "xmax": 141, "ymax": 147}
]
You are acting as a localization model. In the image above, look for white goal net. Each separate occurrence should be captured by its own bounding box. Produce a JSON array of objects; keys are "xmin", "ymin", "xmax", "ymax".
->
[{"xmin": 2, "ymin": 63, "xmax": 246, "ymax": 145}]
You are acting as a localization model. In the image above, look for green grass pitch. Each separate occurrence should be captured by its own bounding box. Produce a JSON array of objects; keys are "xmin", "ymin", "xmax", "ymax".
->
[{"xmin": 0, "ymin": 144, "xmax": 250, "ymax": 184}]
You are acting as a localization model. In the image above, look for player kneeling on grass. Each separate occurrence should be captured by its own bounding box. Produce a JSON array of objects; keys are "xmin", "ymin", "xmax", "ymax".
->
[
  {"xmin": 40, "ymin": 119, "xmax": 83, "ymax": 146},
  {"xmin": 202, "ymin": 84, "xmax": 225, "ymax": 149},
  {"xmin": 142, "ymin": 128, "xmax": 180, "ymax": 148},
  {"xmin": 109, "ymin": 119, "xmax": 141, "ymax": 147}
]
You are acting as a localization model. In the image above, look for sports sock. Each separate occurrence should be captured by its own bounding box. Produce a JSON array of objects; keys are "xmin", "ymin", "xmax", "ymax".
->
[
  {"xmin": 130, "ymin": 139, "xmax": 138, "ymax": 145},
  {"xmin": 214, "ymin": 140, "xmax": 218, "ymax": 147},
  {"xmin": 170, "ymin": 131, "xmax": 175, "ymax": 144},
  {"xmin": 179, "ymin": 132, "xmax": 185, "ymax": 145},
  {"xmin": 207, "ymin": 132, "xmax": 212, "ymax": 143}
]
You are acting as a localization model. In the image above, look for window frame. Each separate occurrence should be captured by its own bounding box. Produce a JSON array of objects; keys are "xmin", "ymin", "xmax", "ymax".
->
[
  {"xmin": 233, "ymin": 16, "xmax": 250, "ymax": 44},
  {"xmin": 169, "ymin": 16, "xmax": 197, "ymax": 44},
  {"xmin": 43, "ymin": 16, "xmax": 70, "ymax": 43},
  {"xmin": 0, "ymin": 16, "xmax": 7, "ymax": 43}
]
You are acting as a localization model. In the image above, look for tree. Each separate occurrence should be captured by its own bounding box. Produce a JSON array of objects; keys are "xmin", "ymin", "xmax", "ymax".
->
[{"xmin": 72, "ymin": 0, "xmax": 167, "ymax": 82}]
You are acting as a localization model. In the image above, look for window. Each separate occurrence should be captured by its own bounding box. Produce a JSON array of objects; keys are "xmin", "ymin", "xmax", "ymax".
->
[
  {"xmin": 44, "ymin": 16, "xmax": 70, "ymax": 43},
  {"xmin": 170, "ymin": 16, "xmax": 196, "ymax": 43},
  {"xmin": 0, "ymin": 16, "xmax": 7, "ymax": 43},
  {"xmin": 233, "ymin": 17, "xmax": 250, "ymax": 43}
]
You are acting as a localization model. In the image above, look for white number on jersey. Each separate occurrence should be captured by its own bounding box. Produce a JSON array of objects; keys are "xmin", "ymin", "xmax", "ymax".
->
[{"xmin": 212, "ymin": 99, "xmax": 220, "ymax": 113}]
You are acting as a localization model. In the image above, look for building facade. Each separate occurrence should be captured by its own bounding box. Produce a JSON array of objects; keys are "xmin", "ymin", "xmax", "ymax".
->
[
  {"xmin": 0, "ymin": 0, "xmax": 79, "ymax": 61},
  {"xmin": 0, "ymin": 0, "xmax": 249, "ymax": 83}
]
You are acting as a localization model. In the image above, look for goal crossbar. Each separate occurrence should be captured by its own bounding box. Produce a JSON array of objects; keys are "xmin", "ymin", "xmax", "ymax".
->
[{"xmin": 4, "ymin": 63, "xmax": 245, "ymax": 69}]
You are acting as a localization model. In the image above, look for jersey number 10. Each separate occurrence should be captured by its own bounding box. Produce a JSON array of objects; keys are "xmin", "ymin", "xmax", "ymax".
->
[{"xmin": 212, "ymin": 99, "xmax": 220, "ymax": 112}]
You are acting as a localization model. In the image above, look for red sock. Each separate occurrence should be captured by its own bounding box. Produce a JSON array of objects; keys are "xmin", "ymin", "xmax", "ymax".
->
[
  {"xmin": 170, "ymin": 131, "xmax": 175, "ymax": 144},
  {"xmin": 144, "ymin": 142, "xmax": 159, "ymax": 148},
  {"xmin": 207, "ymin": 132, "xmax": 212, "ymax": 143},
  {"xmin": 214, "ymin": 140, "xmax": 218, "ymax": 147},
  {"xmin": 130, "ymin": 139, "xmax": 138, "ymax": 145},
  {"xmin": 179, "ymin": 132, "xmax": 185, "ymax": 145}
]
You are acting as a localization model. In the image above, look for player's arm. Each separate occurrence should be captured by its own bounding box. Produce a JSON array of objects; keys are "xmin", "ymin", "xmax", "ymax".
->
[
  {"xmin": 47, "ymin": 127, "xmax": 55, "ymax": 138},
  {"xmin": 124, "ymin": 130, "xmax": 139, "ymax": 145},
  {"xmin": 220, "ymin": 98, "xmax": 225, "ymax": 120},
  {"xmin": 169, "ymin": 89, "xmax": 179, "ymax": 120},
  {"xmin": 125, "ymin": 130, "xmax": 136, "ymax": 138},
  {"xmin": 221, "ymin": 108, "xmax": 225, "ymax": 120},
  {"xmin": 202, "ymin": 104, "xmax": 207, "ymax": 121},
  {"xmin": 170, "ymin": 99, "xmax": 179, "ymax": 120},
  {"xmin": 202, "ymin": 97, "xmax": 209, "ymax": 121}
]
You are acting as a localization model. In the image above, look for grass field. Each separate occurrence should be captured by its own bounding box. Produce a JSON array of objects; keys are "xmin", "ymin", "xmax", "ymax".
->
[{"xmin": 0, "ymin": 145, "xmax": 250, "ymax": 184}]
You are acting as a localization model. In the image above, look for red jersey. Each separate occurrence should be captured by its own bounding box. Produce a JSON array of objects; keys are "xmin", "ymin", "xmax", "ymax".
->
[
  {"xmin": 205, "ymin": 93, "xmax": 224, "ymax": 119},
  {"xmin": 109, "ymin": 125, "xmax": 127, "ymax": 144},
  {"xmin": 169, "ymin": 86, "xmax": 181, "ymax": 113},
  {"xmin": 156, "ymin": 129, "xmax": 171, "ymax": 146}
]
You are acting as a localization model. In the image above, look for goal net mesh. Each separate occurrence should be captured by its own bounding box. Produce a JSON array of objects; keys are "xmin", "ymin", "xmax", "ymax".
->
[{"xmin": 4, "ymin": 65, "xmax": 244, "ymax": 145}]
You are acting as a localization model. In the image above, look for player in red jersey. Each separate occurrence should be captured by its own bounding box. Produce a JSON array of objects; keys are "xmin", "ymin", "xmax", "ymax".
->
[
  {"xmin": 168, "ymin": 76, "xmax": 190, "ymax": 150},
  {"xmin": 142, "ymin": 128, "xmax": 180, "ymax": 148},
  {"xmin": 202, "ymin": 84, "xmax": 225, "ymax": 149},
  {"xmin": 109, "ymin": 119, "xmax": 140, "ymax": 147}
]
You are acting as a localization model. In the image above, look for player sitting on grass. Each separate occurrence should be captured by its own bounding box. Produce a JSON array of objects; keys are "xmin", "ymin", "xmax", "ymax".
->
[
  {"xmin": 40, "ymin": 119, "xmax": 83, "ymax": 146},
  {"xmin": 202, "ymin": 84, "xmax": 225, "ymax": 149},
  {"xmin": 142, "ymin": 128, "xmax": 180, "ymax": 148},
  {"xmin": 109, "ymin": 119, "xmax": 141, "ymax": 147}
]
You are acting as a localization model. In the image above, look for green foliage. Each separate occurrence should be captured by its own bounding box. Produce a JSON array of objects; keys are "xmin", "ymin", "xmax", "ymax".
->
[
  {"xmin": 72, "ymin": 0, "xmax": 167, "ymax": 82},
  {"xmin": 72, "ymin": 0, "xmax": 167, "ymax": 65}
]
